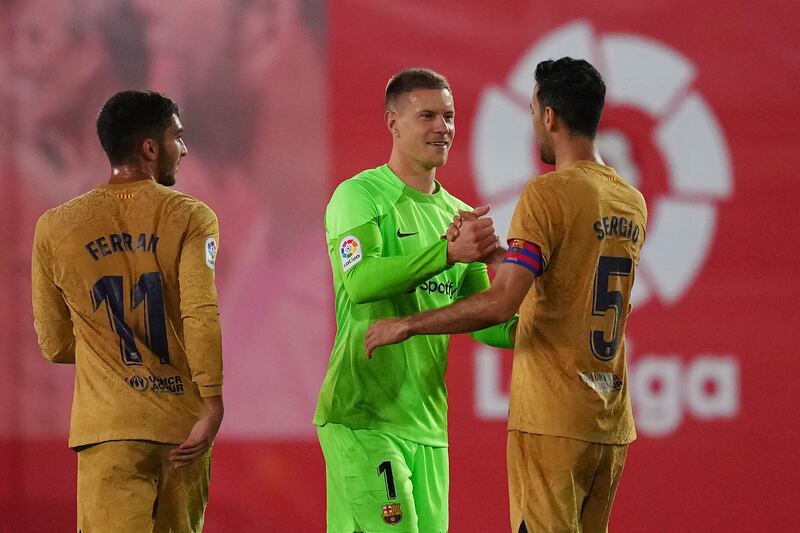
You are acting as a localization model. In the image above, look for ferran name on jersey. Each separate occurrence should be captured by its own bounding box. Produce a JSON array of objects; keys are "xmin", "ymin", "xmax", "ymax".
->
[
  {"xmin": 85, "ymin": 232, "xmax": 159, "ymax": 261},
  {"xmin": 339, "ymin": 235, "xmax": 362, "ymax": 272},
  {"xmin": 205, "ymin": 237, "xmax": 218, "ymax": 270}
]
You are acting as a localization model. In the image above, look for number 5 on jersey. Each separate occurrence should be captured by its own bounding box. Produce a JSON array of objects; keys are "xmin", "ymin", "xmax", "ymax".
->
[{"xmin": 590, "ymin": 256, "xmax": 633, "ymax": 361}]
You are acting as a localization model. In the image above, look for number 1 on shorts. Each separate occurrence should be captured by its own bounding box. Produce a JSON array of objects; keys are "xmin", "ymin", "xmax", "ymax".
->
[{"xmin": 378, "ymin": 461, "xmax": 396, "ymax": 499}]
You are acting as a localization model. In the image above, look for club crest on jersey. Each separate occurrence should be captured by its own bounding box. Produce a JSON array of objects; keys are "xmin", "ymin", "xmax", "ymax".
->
[
  {"xmin": 205, "ymin": 237, "xmax": 218, "ymax": 270},
  {"xmin": 339, "ymin": 235, "xmax": 362, "ymax": 272},
  {"xmin": 381, "ymin": 503, "xmax": 402, "ymax": 525}
]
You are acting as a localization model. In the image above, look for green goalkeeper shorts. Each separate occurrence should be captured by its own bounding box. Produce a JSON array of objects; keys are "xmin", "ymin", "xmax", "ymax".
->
[{"xmin": 317, "ymin": 423, "xmax": 449, "ymax": 533}]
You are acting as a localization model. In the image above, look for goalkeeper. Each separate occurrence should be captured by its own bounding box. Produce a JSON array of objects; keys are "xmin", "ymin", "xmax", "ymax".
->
[{"xmin": 313, "ymin": 67, "xmax": 517, "ymax": 533}]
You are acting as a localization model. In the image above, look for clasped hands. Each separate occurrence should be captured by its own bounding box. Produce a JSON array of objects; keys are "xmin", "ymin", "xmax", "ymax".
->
[
  {"xmin": 444, "ymin": 204, "xmax": 503, "ymax": 265},
  {"xmin": 364, "ymin": 205, "xmax": 501, "ymax": 358}
]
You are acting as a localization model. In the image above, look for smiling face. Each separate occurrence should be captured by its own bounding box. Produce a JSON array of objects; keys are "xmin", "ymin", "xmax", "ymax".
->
[{"xmin": 388, "ymin": 88, "xmax": 455, "ymax": 171}]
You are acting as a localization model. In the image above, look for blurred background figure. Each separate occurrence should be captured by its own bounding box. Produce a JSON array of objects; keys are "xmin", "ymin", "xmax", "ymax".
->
[
  {"xmin": 11, "ymin": 0, "xmax": 148, "ymax": 203},
  {"xmin": 132, "ymin": 0, "xmax": 330, "ymax": 438},
  {"xmin": 4, "ymin": 0, "xmax": 149, "ymax": 440}
]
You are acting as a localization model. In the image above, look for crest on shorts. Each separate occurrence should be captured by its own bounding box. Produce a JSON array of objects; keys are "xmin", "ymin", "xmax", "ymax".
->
[{"xmin": 381, "ymin": 503, "xmax": 402, "ymax": 525}]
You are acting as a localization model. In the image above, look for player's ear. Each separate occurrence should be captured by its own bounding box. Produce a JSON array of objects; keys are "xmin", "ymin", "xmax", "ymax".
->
[
  {"xmin": 385, "ymin": 109, "xmax": 399, "ymax": 136},
  {"xmin": 543, "ymin": 106, "xmax": 557, "ymax": 132},
  {"xmin": 141, "ymin": 138, "xmax": 159, "ymax": 162}
]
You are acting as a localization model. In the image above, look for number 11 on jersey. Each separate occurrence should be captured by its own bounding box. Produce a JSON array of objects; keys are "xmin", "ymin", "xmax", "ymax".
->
[{"xmin": 91, "ymin": 272, "xmax": 170, "ymax": 365}]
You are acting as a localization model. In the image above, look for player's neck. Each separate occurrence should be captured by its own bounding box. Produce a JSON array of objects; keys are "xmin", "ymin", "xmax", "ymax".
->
[
  {"xmin": 108, "ymin": 164, "xmax": 157, "ymax": 185},
  {"xmin": 553, "ymin": 138, "xmax": 604, "ymax": 171},
  {"xmin": 386, "ymin": 155, "xmax": 437, "ymax": 194}
]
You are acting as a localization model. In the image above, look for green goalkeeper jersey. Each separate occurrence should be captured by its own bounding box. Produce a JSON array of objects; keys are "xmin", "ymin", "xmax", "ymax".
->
[{"xmin": 313, "ymin": 165, "xmax": 515, "ymax": 447}]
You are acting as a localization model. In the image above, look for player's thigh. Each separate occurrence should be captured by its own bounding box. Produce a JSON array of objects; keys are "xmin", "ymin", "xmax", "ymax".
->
[
  {"xmin": 580, "ymin": 443, "xmax": 628, "ymax": 533},
  {"xmin": 318, "ymin": 424, "xmax": 362, "ymax": 532},
  {"xmin": 318, "ymin": 423, "xmax": 420, "ymax": 533},
  {"xmin": 322, "ymin": 455, "xmax": 358, "ymax": 532},
  {"xmin": 77, "ymin": 440, "xmax": 160, "ymax": 533},
  {"xmin": 152, "ymin": 445, "xmax": 212, "ymax": 533},
  {"xmin": 410, "ymin": 444, "xmax": 449, "ymax": 533},
  {"xmin": 507, "ymin": 431, "xmax": 597, "ymax": 533}
]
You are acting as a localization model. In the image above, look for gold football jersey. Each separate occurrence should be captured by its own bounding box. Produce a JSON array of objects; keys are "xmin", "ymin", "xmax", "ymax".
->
[
  {"xmin": 32, "ymin": 179, "xmax": 222, "ymax": 448},
  {"xmin": 507, "ymin": 161, "xmax": 647, "ymax": 444}
]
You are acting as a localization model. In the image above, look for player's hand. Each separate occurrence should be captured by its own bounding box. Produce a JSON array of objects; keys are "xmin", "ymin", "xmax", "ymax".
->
[
  {"xmin": 365, "ymin": 318, "xmax": 410, "ymax": 359},
  {"xmin": 169, "ymin": 395, "xmax": 224, "ymax": 469},
  {"xmin": 446, "ymin": 205, "xmax": 499, "ymax": 263},
  {"xmin": 446, "ymin": 204, "xmax": 491, "ymax": 241}
]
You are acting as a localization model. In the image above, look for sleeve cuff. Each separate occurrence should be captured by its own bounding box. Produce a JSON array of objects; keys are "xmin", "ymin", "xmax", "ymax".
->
[
  {"xmin": 435, "ymin": 238, "xmax": 451, "ymax": 269},
  {"xmin": 198, "ymin": 384, "xmax": 223, "ymax": 397}
]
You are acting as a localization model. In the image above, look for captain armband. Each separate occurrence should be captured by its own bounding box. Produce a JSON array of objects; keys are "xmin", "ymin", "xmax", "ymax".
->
[{"xmin": 503, "ymin": 239, "xmax": 543, "ymax": 276}]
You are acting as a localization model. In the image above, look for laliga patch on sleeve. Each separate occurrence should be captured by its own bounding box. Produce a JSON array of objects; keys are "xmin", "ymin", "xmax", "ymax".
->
[
  {"xmin": 339, "ymin": 235, "xmax": 362, "ymax": 272},
  {"xmin": 205, "ymin": 237, "xmax": 218, "ymax": 270}
]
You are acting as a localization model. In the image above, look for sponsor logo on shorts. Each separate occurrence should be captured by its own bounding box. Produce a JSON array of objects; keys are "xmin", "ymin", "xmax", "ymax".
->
[
  {"xmin": 127, "ymin": 374, "xmax": 186, "ymax": 394},
  {"xmin": 381, "ymin": 503, "xmax": 402, "ymax": 525},
  {"xmin": 339, "ymin": 235, "xmax": 362, "ymax": 272}
]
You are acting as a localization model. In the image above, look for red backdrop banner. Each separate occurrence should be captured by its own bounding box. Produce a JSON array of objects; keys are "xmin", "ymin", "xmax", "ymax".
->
[
  {"xmin": 2, "ymin": 0, "xmax": 799, "ymax": 531},
  {"xmin": 328, "ymin": 1, "xmax": 799, "ymax": 531}
]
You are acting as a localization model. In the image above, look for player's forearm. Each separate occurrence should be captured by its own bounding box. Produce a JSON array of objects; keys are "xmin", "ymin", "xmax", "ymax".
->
[
  {"xmin": 456, "ymin": 260, "xmax": 517, "ymax": 347},
  {"xmin": 34, "ymin": 320, "xmax": 76, "ymax": 364},
  {"xmin": 405, "ymin": 287, "xmax": 514, "ymax": 337},
  {"xmin": 182, "ymin": 313, "xmax": 223, "ymax": 396},
  {"xmin": 47, "ymin": 345, "xmax": 76, "ymax": 364},
  {"xmin": 344, "ymin": 240, "xmax": 450, "ymax": 303},
  {"xmin": 201, "ymin": 394, "xmax": 224, "ymax": 421},
  {"xmin": 32, "ymin": 246, "xmax": 76, "ymax": 364},
  {"xmin": 39, "ymin": 339, "xmax": 76, "ymax": 364}
]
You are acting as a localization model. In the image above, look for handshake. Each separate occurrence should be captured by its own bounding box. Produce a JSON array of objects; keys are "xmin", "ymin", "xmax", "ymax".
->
[{"xmin": 445, "ymin": 204, "xmax": 505, "ymax": 268}]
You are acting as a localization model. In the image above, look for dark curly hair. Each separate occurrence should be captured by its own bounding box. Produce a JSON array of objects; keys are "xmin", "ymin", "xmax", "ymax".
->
[
  {"xmin": 96, "ymin": 91, "xmax": 179, "ymax": 165},
  {"xmin": 535, "ymin": 57, "xmax": 605, "ymax": 138}
]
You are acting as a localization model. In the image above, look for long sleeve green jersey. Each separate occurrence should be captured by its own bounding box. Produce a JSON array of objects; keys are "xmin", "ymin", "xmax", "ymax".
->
[{"xmin": 313, "ymin": 165, "xmax": 513, "ymax": 447}]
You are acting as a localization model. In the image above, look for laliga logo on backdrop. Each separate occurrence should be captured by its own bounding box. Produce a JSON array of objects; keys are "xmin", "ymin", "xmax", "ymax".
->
[
  {"xmin": 471, "ymin": 20, "xmax": 733, "ymax": 304},
  {"xmin": 470, "ymin": 21, "xmax": 739, "ymax": 437}
]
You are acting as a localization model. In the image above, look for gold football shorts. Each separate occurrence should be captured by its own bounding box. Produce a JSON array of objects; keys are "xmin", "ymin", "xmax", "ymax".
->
[
  {"xmin": 77, "ymin": 440, "xmax": 211, "ymax": 533},
  {"xmin": 507, "ymin": 431, "xmax": 628, "ymax": 533}
]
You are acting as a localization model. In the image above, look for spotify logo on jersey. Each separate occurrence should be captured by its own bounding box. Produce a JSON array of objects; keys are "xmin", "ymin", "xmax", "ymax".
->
[{"xmin": 471, "ymin": 20, "xmax": 734, "ymax": 307}]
